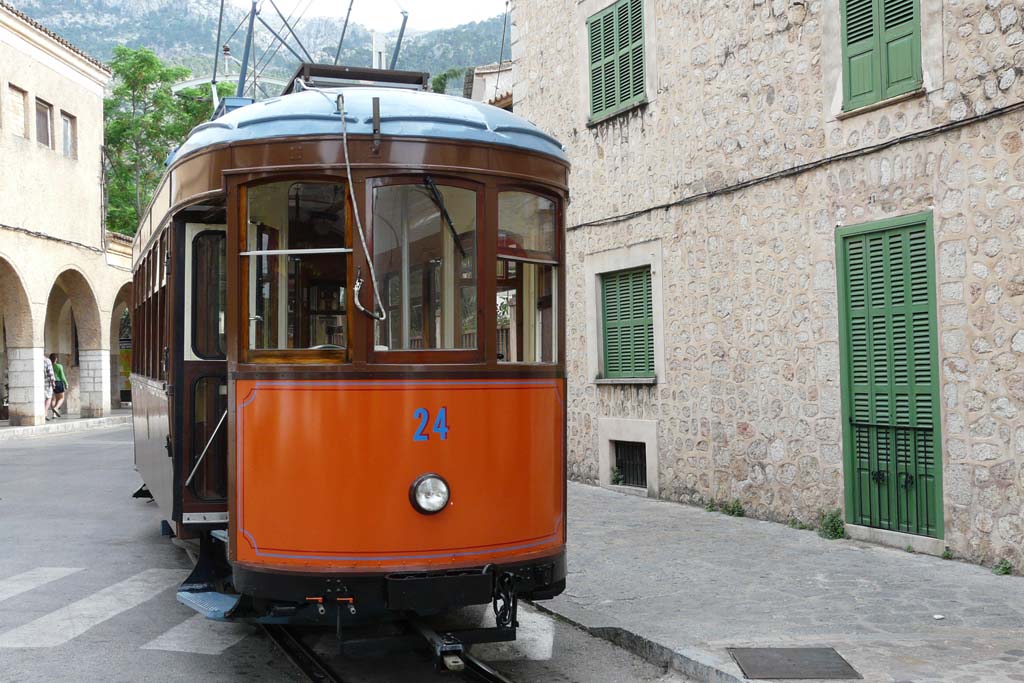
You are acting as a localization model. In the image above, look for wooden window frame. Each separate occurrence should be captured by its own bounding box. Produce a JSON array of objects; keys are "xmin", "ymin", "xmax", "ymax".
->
[
  {"xmin": 495, "ymin": 184, "xmax": 563, "ymax": 366},
  {"xmin": 192, "ymin": 230, "xmax": 228, "ymax": 360},
  {"xmin": 840, "ymin": 0, "xmax": 923, "ymax": 112},
  {"xmin": 366, "ymin": 174, "xmax": 486, "ymax": 366},
  {"xmin": 60, "ymin": 111, "xmax": 77, "ymax": 159},
  {"xmin": 237, "ymin": 175, "xmax": 355, "ymax": 365},
  {"xmin": 587, "ymin": 0, "xmax": 647, "ymax": 124},
  {"xmin": 34, "ymin": 98, "xmax": 53, "ymax": 149}
]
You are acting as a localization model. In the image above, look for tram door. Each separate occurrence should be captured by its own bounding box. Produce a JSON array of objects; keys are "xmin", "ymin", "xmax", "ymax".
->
[{"xmin": 181, "ymin": 222, "xmax": 229, "ymax": 525}]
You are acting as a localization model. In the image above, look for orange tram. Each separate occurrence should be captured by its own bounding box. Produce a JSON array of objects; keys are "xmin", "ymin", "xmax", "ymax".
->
[{"xmin": 129, "ymin": 65, "xmax": 568, "ymax": 655}]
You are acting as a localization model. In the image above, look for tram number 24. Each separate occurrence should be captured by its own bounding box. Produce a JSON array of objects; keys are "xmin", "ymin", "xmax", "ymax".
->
[{"xmin": 413, "ymin": 407, "xmax": 449, "ymax": 442}]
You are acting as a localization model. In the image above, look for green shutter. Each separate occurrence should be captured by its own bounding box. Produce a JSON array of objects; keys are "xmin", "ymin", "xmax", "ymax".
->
[
  {"xmin": 602, "ymin": 267, "xmax": 654, "ymax": 379},
  {"xmin": 838, "ymin": 213, "xmax": 942, "ymax": 539},
  {"xmin": 841, "ymin": 0, "xmax": 883, "ymax": 110},
  {"xmin": 879, "ymin": 0, "xmax": 922, "ymax": 99},
  {"xmin": 588, "ymin": 0, "xmax": 645, "ymax": 121}
]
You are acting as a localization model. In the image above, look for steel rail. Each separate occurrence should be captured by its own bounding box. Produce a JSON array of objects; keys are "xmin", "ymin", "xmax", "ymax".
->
[
  {"xmin": 462, "ymin": 651, "xmax": 518, "ymax": 683},
  {"xmin": 263, "ymin": 625, "xmax": 345, "ymax": 683}
]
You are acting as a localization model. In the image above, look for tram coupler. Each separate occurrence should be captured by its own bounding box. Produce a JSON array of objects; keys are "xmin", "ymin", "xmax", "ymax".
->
[{"xmin": 410, "ymin": 617, "xmax": 466, "ymax": 672}]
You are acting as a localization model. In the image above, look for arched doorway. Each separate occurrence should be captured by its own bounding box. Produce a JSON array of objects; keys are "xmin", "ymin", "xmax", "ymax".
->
[
  {"xmin": 110, "ymin": 281, "xmax": 133, "ymax": 409},
  {"xmin": 44, "ymin": 269, "xmax": 105, "ymax": 418},
  {"xmin": 0, "ymin": 255, "xmax": 36, "ymax": 424}
]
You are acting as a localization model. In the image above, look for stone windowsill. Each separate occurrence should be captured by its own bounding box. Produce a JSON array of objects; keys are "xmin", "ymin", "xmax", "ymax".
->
[
  {"xmin": 594, "ymin": 377, "xmax": 657, "ymax": 386},
  {"xmin": 586, "ymin": 99, "xmax": 649, "ymax": 128},
  {"xmin": 834, "ymin": 87, "xmax": 927, "ymax": 121}
]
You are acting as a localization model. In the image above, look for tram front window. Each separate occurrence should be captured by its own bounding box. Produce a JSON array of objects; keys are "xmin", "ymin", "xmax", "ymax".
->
[
  {"xmin": 245, "ymin": 181, "xmax": 349, "ymax": 351},
  {"xmin": 496, "ymin": 192, "xmax": 558, "ymax": 363},
  {"xmin": 372, "ymin": 183, "xmax": 477, "ymax": 351}
]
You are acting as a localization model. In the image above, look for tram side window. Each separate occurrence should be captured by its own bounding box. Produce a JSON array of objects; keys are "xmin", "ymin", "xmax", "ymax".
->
[
  {"xmin": 497, "ymin": 192, "xmax": 558, "ymax": 363},
  {"xmin": 372, "ymin": 184, "xmax": 477, "ymax": 351},
  {"xmin": 193, "ymin": 232, "xmax": 227, "ymax": 358},
  {"xmin": 246, "ymin": 182, "xmax": 349, "ymax": 351}
]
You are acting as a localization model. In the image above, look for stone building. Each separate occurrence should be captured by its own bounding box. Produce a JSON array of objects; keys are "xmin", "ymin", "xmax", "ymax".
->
[
  {"xmin": 511, "ymin": 0, "xmax": 1024, "ymax": 566},
  {"xmin": 0, "ymin": 2, "xmax": 130, "ymax": 426}
]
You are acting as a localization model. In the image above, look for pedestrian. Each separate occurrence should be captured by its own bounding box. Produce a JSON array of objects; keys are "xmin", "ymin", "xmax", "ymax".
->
[
  {"xmin": 42, "ymin": 351, "xmax": 55, "ymax": 421},
  {"xmin": 49, "ymin": 353, "xmax": 68, "ymax": 418}
]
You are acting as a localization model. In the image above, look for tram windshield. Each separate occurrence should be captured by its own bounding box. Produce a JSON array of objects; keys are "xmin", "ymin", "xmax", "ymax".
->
[
  {"xmin": 372, "ymin": 183, "xmax": 477, "ymax": 351},
  {"xmin": 245, "ymin": 181, "xmax": 350, "ymax": 351},
  {"xmin": 497, "ymin": 192, "xmax": 558, "ymax": 363}
]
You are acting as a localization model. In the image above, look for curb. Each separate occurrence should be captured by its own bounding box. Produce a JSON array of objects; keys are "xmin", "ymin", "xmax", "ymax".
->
[
  {"xmin": 529, "ymin": 601, "xmax": 746, "ymax": 683},
  {"xmin": 0, "ymin": 415, "xmax": 132, "ymax": 442}
]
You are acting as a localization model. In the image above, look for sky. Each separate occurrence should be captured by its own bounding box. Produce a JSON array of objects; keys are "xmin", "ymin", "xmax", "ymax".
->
[{"xmin": 229, "ymin": 0, "xmax": 509, "ymax": 33}]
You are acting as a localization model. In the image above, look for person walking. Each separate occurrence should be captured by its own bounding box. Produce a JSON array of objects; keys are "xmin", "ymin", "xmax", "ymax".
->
[
  {"xmin": 41, "ymin": 351, "xmax": 55, "ymax": 421},
  {"xmin": 49, "ymin": 353, "xmax": 68, "ymax": 418}
]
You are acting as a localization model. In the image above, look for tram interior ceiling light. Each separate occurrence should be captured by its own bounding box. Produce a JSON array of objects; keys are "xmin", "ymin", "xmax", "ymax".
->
[{"xmin": 410, "ymin": 474, "xmax": 450, "ymax": 515}]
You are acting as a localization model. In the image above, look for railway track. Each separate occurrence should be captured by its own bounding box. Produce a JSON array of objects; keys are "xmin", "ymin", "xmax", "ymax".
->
[{"xmin": 263, "ymin": 624, "xmax": 518, "ymax": 683}]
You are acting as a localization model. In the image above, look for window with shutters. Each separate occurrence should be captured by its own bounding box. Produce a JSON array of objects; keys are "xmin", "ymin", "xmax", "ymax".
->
[
  {"xmin": 836, "ymin": 212, "xmax": 943, "ymax": 539},
  {"xmin": 601, "ymin": 266, "xmax": 654, "ymax": 379},
  {"xmin": 841, "ymin": 0, "xmax": 922, "ymax": 111},
  {"xmin": 587, "ymin": 0, "xmax": 646, "ymax": 122}
]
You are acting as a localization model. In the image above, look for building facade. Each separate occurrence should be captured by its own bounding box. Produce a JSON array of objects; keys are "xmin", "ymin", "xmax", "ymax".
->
[
  {"xmin": 512, "ymin": 0, "xmax": 1024, "ymax": 566},
  {"xmin": 0, "ymin": 2, "xmax": 130, "ymax": 425}
]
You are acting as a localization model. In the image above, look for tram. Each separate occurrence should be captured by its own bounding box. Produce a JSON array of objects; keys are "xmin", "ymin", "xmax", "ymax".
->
[{"xmin": 129, "ymin": 65, "xmax": 568, "ymax": 652}]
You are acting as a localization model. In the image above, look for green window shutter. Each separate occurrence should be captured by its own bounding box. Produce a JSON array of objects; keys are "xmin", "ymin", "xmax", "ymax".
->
[
  {"xmin": 588, "ymin": 0, "xmax": 645, "ymax": 120},
  {"xmin": 588, "ymin": 6, "xmax": 618, "ymax": 119},
  {"xmin": 879, "ymin": 0, "xmax": 922, "ymax": 99},
  {"xmin": 841, "ymin": 0, "xmax": 882, "ymax": 111},
  {"xmin": 602, "ymin": 267, "xmax": 654, "ymax": 379},
  {"xmin": 838, "ymin": 215, "xmax": 942, "ymax": 539}
]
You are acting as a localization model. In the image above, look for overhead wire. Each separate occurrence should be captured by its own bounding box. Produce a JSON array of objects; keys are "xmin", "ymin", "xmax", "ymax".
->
[{"xmin": 495, "ymin": 0, "xmax": 510, "ymax": 102}]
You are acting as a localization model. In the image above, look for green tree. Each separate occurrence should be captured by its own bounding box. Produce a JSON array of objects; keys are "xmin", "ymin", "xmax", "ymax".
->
[
  {"xmin": 431, "ymin": 67, "xmax": 465, "ymax": 94},
  {"xmin": 104, "ymin": 47, "xmax": 232, "ymax": 235}
]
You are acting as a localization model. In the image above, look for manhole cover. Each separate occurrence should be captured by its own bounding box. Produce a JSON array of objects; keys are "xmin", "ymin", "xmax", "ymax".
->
[{"xmin": 727, "ymin": 647, "xmax": 862, "ymax": 680}]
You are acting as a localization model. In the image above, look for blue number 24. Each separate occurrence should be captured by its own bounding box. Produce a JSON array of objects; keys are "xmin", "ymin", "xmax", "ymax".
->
[{"xmin": 413, "ymin": 407, "xmax": 449, "ymax": 442}]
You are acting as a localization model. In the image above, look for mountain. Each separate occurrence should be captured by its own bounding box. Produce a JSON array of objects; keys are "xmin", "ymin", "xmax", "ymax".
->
[{"xmin": 10, "ymin": 0, "xmax": 510, "ymax": 87}]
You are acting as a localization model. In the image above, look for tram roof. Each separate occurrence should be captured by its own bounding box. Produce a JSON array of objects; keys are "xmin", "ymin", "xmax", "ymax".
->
[{"xmin": 172, "ymin": 87, "xmax": 568, "ymax": 164}]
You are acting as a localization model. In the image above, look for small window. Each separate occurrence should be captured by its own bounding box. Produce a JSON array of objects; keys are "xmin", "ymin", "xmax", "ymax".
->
[
  {"xmin": 35, "ymin": 99, "xmax": 52, "ymax": 148},
  {"xmin": 601, "ymin": 267, "xmax": 654, "ymax": 379},
  {"xmin": 841, "ymin": 0, "xmax": 922, "ymax": 111},
  {"xmin": 613, "ymin": 441, "xmax": 647, "ymax": 488},
  {"xmin": 193, "ymin": 232, "xmax": 226, "ymax": 359},
  {"xmin": 373, "ymin": 183, "xmax": 477, "ymax": 352},
  {"xmin": 246, "ymin": 181, "xmax": 350, "ymax": 351},
  {"xmin": 587, "ymin": 0, "xmax": 645, "ymax": 121},
  {"xmin": 6, "ymin": 86, "xmax": 27, "ymax": 138},
  {"xmin": 497, "ymin": 192, "xmax": 558, "ymax": 364},
  {"xmin": 191, "ymin": 377, "xmax": 228, "ymax": 501},
  {"xmin": 61, "ymin": 112, "xmax": 76, "ymax": 159}
]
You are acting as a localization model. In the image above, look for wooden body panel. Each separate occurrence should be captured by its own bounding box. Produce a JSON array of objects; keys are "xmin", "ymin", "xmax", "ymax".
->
[
  {"xmin": 232, "ymin": 378, "xmax": 566, "ymax": 571},
  {"xmin": 131, "ymin": 375, "xmax": 173, "ymax": 517}
]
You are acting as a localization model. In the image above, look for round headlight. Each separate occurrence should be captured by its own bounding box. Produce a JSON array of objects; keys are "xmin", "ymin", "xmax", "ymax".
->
[{"xmin": 410, "ymin": 474, "xmax": 450, "ymax": 515}]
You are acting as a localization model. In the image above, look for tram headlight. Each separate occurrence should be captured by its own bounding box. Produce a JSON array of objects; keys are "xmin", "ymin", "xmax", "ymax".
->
[{"xmin": 409, "ymin": 474, "xmax": 450, "ymax": 515}]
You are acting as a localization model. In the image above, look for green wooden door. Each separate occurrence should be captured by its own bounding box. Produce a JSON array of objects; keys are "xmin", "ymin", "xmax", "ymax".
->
[{"xmin": 837, "ymin": 213, "xmax": 943, "ymax": 538}]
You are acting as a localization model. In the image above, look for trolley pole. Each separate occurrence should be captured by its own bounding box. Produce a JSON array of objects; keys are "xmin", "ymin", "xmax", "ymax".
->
[{"xmin": 236, "ymin": 0, "xmax": 257, "ymax": 98}]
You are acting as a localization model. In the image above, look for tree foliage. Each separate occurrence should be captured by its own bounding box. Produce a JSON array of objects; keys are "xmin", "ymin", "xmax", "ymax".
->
[
  {"xmin": 104, "ymin": 46, "xmax": 232, "ymax": 235},
  {"xmin": 431, "ymin": 67, "xmax": 465, "ymax": 95}
]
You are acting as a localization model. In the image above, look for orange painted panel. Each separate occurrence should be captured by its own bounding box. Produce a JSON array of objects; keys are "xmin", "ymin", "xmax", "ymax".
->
[{"xmin": 233, "ymin": 379, "xmax": 565, "ymax": 570}]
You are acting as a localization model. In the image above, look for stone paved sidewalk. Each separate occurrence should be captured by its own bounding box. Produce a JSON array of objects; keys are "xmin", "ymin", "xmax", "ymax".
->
[
  {"xmin": 0, "ymin": 409, "xmax": 131, "ymax": 442},
  {"xmin": 541, "ymin": 482, "xmax": 1024, "ymax": 683}
]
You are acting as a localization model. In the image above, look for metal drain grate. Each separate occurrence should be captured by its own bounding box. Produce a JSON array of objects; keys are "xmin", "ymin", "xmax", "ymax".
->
[{"xmin": 727, "ymin": 647, "xmax": 862, "ymax": 680}]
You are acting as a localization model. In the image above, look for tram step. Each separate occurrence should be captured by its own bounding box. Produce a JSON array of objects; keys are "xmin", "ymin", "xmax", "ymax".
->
[{"xmin": 177, "ymin": 589, "xmax": 241, "ymax": 621}]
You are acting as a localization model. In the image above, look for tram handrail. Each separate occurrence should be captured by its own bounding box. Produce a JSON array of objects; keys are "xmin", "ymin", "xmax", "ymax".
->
[{"xmin": 185, "ymin": 410, "xmax": 228, "ymax": 487}]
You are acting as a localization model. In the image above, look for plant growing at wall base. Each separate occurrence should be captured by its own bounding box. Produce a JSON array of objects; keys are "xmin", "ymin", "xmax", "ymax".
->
[
  {"xmin": 787, "ymin": 517, "xmax": 813, "ymax": 531},
  {"xmin": 704, "ymin": 501, "xmax": 719, "ymax": 512},
  {"xmin": 941, "ymin": 547, "xmax": 954, "ymax": 560},
  {"xmin": 993, "ymin": 558, "xmax": 1013, "ymax": 576},
  {"xmin": 818, "ymin": 508, "xmax": 845, "ymax": 540},
  {"xmin": 610, "ymin": 467, "xmax": 624, "ymax": 485},
  {"xmin": 721, "ymin": 500, "xmax": 745, "ymax": 517}
]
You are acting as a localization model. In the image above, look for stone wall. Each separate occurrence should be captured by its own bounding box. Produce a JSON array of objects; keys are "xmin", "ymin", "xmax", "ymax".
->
[{"xmin": 513, "ymin": 0, "xmax": 1024, "ymax": 565}]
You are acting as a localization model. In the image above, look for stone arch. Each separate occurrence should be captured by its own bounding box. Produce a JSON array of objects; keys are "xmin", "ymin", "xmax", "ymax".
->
[
  {"xmin": 44, "ymin": 268, "xmax": 107, "ymax": 417},
  {"xmin": 0, "ymin": 254, "xmax": 36, "ymax": 424},
  {"xmin": 109, "ymin": 281, "xmax": 133, "ymax": 409}
]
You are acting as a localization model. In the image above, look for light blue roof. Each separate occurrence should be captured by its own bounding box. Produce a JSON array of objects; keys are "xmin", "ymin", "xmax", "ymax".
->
[{"xmin": 172, "ymin": 87, "xmax": 568, "ymax": 164}]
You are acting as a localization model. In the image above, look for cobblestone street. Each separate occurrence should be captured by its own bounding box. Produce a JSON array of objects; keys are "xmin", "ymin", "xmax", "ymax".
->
[{"xmin": 0, "ymin": 427, "xmax": 686, "ymax": 683}]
